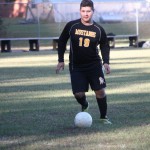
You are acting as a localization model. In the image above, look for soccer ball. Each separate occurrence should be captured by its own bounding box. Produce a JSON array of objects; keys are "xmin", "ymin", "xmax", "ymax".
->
[{"xmin": 74, "ymin": 112, "xmax": 92, "ymax": 128}]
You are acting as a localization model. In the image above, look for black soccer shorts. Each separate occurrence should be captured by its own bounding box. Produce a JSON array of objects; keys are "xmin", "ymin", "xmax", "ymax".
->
[{"xmin": 69, "ymin": 63, "xmax": 106, "ymax": 94}]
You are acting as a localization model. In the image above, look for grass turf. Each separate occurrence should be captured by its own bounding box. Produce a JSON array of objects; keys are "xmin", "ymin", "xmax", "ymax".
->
[{"xmin": 0, "ymin": 48, "xmax": 150, "ymax": 150}]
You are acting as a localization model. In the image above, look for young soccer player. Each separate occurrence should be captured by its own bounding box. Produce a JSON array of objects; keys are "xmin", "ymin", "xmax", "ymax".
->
[{"xmin": 56, "ymin": 0, "xmax": 112, "ymax": 124}]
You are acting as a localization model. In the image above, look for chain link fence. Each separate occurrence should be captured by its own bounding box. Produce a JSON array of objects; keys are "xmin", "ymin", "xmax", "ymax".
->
[{"xmin": 0, "ymin": 1, "xmax": 150, "ymax": 39}]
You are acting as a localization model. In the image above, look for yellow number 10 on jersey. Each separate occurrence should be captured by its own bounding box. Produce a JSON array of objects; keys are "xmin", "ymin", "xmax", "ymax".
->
[{"xmin": 79, "ymin": 37, "xmax": 90, "ymax": 47}]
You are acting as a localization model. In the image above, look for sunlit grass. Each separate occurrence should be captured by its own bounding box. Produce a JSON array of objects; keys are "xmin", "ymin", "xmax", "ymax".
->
[{"xmin": 0, "ymin": 48, "xmax": 150, "ymax": 150}]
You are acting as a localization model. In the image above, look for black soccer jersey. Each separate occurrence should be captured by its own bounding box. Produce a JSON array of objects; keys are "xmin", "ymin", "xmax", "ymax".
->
[{"xmin": 58, "ymin": 19, "xmax": 110, "ymax": 69}]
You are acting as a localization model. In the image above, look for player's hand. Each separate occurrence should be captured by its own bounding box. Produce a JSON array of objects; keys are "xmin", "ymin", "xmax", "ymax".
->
[
  {"xmin": 103, "ymin": 63, "xmax": 111, "ymax": 74},
  {"xmin": 56, "ymin": 62, "xmax": 64, "ymax": 74}
]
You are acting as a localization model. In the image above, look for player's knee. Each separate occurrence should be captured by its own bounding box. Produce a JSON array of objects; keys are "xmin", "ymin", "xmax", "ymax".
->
[
  {"xmin": 95, "ymin": 89, "xmax": 106, "ymax": 98},
  {"xmin": 74, "ymin": 92, "xmax": 85, "ymax": 99}
]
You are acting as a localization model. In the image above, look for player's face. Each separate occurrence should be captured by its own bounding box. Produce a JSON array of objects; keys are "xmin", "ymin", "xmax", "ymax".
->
[{"xmin": 80, "ymin": 6, "xmax": 94, "ymax": 24}]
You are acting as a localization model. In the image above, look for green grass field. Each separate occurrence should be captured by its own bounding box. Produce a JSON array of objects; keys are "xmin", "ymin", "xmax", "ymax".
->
[
  {"xmin": 0, "ymin": 48, "xmax": 150, "ymax": 150},
  {"xmin": 1, "ymin": 18, "xmax": 150, "ymax": 39}
]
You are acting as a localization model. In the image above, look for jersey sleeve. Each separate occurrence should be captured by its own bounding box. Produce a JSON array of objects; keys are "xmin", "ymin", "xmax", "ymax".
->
[
  {"xmin": 58, "ymin": 22, "xmax": 70, "ymax": 62},
  {"xmin": 99, "ymin": 27, "xmax": 110, "ymax": 64}
]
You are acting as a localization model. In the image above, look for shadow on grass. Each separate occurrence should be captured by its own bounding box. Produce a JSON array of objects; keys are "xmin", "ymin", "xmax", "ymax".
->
[
  {"xmin": 0, "ymin": 66, "xmax": 149, "ymax": 94},
  {"xmin": 0, "ymin": 66, "xmax": 58, "ymax": 81},
  {"xmin": 0, "ymin": 93, "xmax": 150, "ymax": 132},
  {"xmin": 0, "ymin": 50, "xmax": 150, "ymax": 149},
  {"xmin": 0, "ymin": 50, "xmax": 59, "ymax": 58},
  {"xmin": 0, "ymin": 92, "xmax": 150, "ymax": 149}
]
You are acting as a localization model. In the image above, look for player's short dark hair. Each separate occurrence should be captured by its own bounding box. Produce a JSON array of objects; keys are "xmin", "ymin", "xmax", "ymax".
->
[{"xmin": 80, "ymin": 0, "xmax": 94, "ymax": 11}]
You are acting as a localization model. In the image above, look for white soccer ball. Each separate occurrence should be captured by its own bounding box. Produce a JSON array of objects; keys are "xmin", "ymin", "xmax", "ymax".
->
[{"xmin": 74, "ymin": 112, "xmax": 92, "ymax": 128}]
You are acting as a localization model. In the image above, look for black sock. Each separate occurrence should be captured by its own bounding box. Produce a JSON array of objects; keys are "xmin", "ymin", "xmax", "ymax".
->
[
  {"xmin": 96, "ymin": 96, "xmax": 107, "ymax": 119},
  {"xmin": 75, "ymin": 95, "xmax": 88, "ymax": 107}
]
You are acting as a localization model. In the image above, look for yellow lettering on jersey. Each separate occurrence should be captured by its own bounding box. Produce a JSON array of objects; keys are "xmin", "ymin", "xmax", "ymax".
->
[{"xmin": 75, "ymin": 29, "xmax": 96, "ymax": 38}]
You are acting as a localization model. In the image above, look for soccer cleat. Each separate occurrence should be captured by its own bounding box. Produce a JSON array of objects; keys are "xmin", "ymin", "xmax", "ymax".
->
[
  {"xmin": 100, "ymin": 117, "xmax": 112, "ymax": 125},
  {"xmin": 82, "ymin": 102, "xmax": 89, "ymax": 112}
]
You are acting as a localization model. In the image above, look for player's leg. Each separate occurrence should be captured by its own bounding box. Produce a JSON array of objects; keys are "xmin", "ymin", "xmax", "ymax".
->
[
  {"xmin": 69, "ymin": 70, "xmax": 89, "ymax": 111},
  {"xmin": 94, "ymin": 89, "xmax": 112, "ymax": 124},
  {"xmin": 74, "ymin": 92, "xmax": 89, "ymax": 111},
  {"xmin": 95, "ymin": 89, "xmax": 107, "ymax": 118},
  {"xmin": 89, "ymin": 63, "xmax": 112, "ymax": 124}
]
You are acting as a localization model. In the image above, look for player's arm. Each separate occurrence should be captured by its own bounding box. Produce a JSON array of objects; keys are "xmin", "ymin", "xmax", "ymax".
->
[
  {"xmin": 99, "ymin": 27, "xmax": 110, "ymax": 74},
  {"xmin": 56, "ymin": 23, "xmax": 70, "ymax": 74}
]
